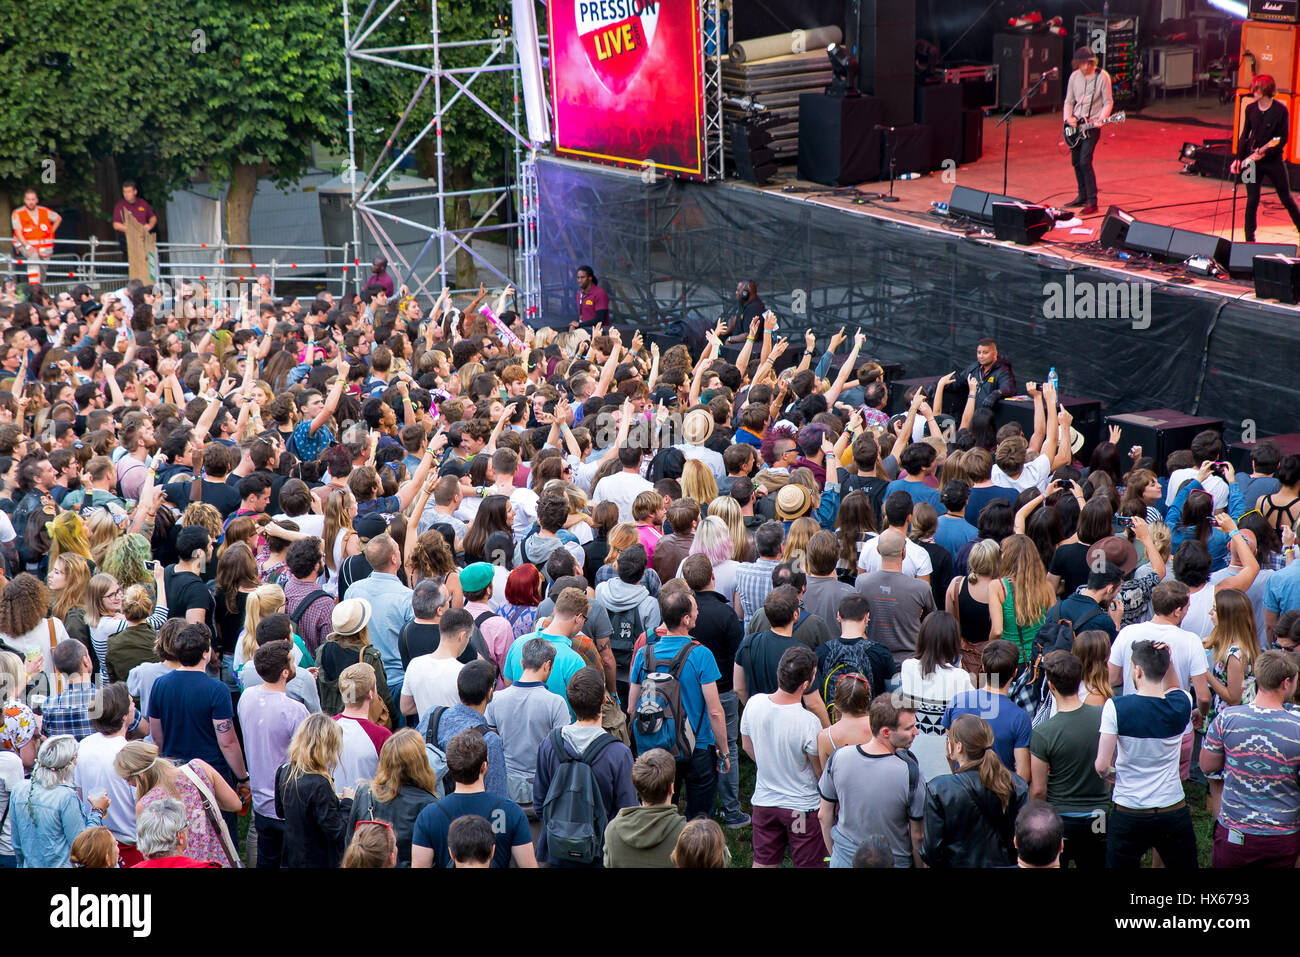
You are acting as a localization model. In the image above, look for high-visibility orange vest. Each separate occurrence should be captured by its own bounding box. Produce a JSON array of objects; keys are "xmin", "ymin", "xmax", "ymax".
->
[{"xmin": 14, "ymin": 206, "xmax": 54, "ymax": 254}]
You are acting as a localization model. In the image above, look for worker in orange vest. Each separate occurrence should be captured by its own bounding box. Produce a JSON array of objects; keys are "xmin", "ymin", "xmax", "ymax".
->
[{"xmin": 10, "ymin": 187, "xmax": 61, "ymax": 288}]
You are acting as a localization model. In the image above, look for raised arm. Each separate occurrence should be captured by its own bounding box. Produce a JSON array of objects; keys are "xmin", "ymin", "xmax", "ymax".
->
[
  {"xmin": 310, "ymin": 354, "xmax": 349, "ymax": 436},
  {"xmin": 823, "ymin": 331, "xmax": 864, "ymax": 407}
]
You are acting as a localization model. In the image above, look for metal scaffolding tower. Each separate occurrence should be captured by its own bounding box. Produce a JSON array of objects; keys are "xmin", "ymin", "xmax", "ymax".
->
[{"xmin": 341, "ymin": 0, "xmax": 538, "ymax": 315}]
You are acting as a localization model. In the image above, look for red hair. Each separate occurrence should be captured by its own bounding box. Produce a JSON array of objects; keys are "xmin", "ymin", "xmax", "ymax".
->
[
  {"xmin": 1254, "ymin": 74, "xmax": 1277, "ymax": 98},
  {"xmin": 504, "ymin": 564, "xmax": 544, "ymax": 607}
]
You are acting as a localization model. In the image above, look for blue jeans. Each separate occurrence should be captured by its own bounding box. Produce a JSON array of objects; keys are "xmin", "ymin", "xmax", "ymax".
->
[
  {"xmin": 0, "ymin": 853, "xmax": 14, "ymax": 868},
  {"xmin": 717, "ymin": 691, "xmax": 743, "ymax": 821},
  {"xmin": 676, "ymin": 747, "xmax": 719, "ymax": 820}
]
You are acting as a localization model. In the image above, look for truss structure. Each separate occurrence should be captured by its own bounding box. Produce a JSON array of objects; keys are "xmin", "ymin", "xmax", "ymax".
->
[{"xmin": 342, "ymin": 0, "xmax": 540, "ymax": 316}]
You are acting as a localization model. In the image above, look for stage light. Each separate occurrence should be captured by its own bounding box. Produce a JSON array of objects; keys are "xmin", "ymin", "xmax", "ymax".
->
[
  {"xmin": 1206, "ymin": 0, "xmax": 1248, "ymax": 18},
  {"xmin": 1179, "ymin": 142, "xmax": 1197, "ymax": 161},
  {"xmin": 826, "ymin": 43, "xmax": 856, "ymax": 98}
]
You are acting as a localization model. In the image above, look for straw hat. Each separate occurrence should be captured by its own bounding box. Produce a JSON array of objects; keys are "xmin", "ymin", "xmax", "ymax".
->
[
  {"xmin": 775, "ymin": 483, "xmax": 811, "ymax": 522},
  {"xmin": 332, "ymin": 598, "xmax": 373, "ymax": 637},
  {"xmin": 682, "ymin": 408, "xmax": 714, "ymax": 446}
]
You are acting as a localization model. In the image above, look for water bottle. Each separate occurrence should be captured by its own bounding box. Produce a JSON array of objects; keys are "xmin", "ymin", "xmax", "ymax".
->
[
  {"xmin": 1047, "ymin": 367, "xmax": 1059, "ymax": 394},
  {"xmin": 930, "ymin": 200, "xmax": 949, "ymax": 215},
  {"xmin": 900, "ymin": 172, "xmax": 921, "ymax": 180}
]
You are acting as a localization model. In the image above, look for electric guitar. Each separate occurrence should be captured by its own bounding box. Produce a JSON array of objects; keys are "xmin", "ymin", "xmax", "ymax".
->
[
  {"xmin": 1063, "ymin": 111, "xmax": 1126, "ymax": 150},
  {"xmin": 1238, "ymin": 136, "xmax": 1283, "ymax": 169}
]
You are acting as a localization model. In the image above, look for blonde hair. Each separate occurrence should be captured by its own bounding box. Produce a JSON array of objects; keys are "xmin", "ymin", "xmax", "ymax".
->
[
  {"xmin": 1146, "ymin": 520, "xmax": 1172, "ymax": 563},
  {"xmin": 1000, "ymin": 534, "xmax": 1055, "ymax": 627},
  {"xmin": 86, "ymin": 510, "xmax": 119, "ymax": 566},
  {"xmin": 671, "ymin": 818, "xmax": 729, "ymax": 868},
  {"xmin": 0, "ymin": 650, "xmax": 25, "ymax": 702},
  {"xmin": 782, "ymin": 517, "xmax": 820, "ymax": 570},
  {"xmin": 680, "ymin": 460, "xmax": 718, "ymax": 507},
  {"xmin": 239, "ymin": 584, "xmax": 286, "ymax": 664},
  {"xmin": 323, "ymin": 489, "xmax": 356, "ymax": 573},
  {"xmin": 967, "ymin": 538, "xmax": 1001, "ymax": 584},
  {"xmin": 122, "ymin": 583, "xmax": 155, "ymax": 623},
  {"xmin": 114, "ymin": 741, "xmax": 177, "ymax": 800},
  {"xmin": 50, "ymin": 553, "xmax": 92, "ymax": 620},
  {"xmin": 339, "ymin": 661, "xmax": 377, "ymax": 707},
  {"xmin": 708, "ymin": 495, "xmax": 754, "ymax": 563},
  {"xmin": 371, "ymin": 728, "xmax": 439, "ymax": 803},
  {"xmin": 181, "ymin": 503, "xmax": 223, "ymax": 541},
  {"xmin": 47, "ymin": 510, "xmax": 91, "ymax": 564},
  {"xmin": 604, "ymin": 523, "xmax": 640, "ymax": 567},
  {"xmin": 286, "ymin": 713, "xmax": 343, "ymax": 788}
]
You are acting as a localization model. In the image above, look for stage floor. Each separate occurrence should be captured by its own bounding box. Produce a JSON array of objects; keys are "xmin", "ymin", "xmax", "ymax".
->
[{"xmin": 734, "ymin": 93, "xmax": 1300, "ymax": 291}]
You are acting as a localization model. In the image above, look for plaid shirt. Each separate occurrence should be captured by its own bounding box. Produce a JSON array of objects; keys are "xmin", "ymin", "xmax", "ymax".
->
[
  {"xmin": 735, "ymin": 558, "xmax": 782, "ymax": 631},
  {"xmin": 41, "ymin": 680, "xmax": 142, "ymax": 741},
  {"xmin": 860, "ymin": 407, "xmax": 890, "ymax": 429},
  {"xmin": 284, "ymin": 575, "xmax": 337, "ymax": 656}
]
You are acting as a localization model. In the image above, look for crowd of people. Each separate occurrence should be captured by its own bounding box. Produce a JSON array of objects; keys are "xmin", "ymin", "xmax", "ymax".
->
[{"xmin": 0, "ymin": 263, "xmax": 1297, "ymax": 871}]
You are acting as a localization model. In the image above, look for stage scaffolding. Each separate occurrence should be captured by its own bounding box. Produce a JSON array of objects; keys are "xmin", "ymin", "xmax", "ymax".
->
[{"xmin": 341, "ymin": 0, "xmax": 541, "ymax": 318}]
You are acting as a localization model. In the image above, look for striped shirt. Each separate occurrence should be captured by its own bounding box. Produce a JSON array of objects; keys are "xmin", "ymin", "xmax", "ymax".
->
[{"xmin": 1204, "ymin": 703, "xmax": 1300, "ymax": 836}]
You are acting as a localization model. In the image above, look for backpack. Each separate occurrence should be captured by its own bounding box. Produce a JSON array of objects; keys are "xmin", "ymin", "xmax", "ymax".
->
[
  {"xmin": 606, "ymin": 602, "xmax": 646, "ymax": 685},
  {"xmin": 632, "ymin": 638, "xmax": 701, "ymax": 760},
  {"xmin": 289, "ymin": 589, "xmax": 332, "ymax": 627},
  {"xmin": 468, "ymin": 610, "xmax": 502, "ymax": 666},
  {"xmin": 423, "ymin": 705, "xmax": 491, "ymax": 798},
  {"xmin": 540, "ymin": 727, "xmax": 616, "ymax": 864},
  {"xmin": 519, "ymin": 523, "xmax": 546, "ymax": 570},
  {"xmin": 819, "ymin": 638, "xmax": 884, "ymax": 719},
  {"xmin": 1007, "ymin": 615, "xmax": 1077, "ymax": 724}
]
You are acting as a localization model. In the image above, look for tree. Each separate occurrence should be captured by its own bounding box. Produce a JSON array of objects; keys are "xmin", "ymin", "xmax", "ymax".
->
[{"xmin": 180, "ymin": 0, "xmax": 345, "ymax": 263}]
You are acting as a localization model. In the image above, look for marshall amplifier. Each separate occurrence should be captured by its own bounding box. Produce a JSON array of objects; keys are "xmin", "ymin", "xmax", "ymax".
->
[{"xmin": 1250, "ymin": 0, "xmax": 1300, "ymax": 23}]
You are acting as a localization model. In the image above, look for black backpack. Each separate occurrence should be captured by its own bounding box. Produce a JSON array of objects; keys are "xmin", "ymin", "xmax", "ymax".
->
[
  {"xmin": 540, "ymin": 728, "xmax": 616, "ymax": 865},
  {"xmin": 1008, "ymin": 615, "xmax": 1078, "ymax": 719},
  {"xmin": 290, "ymin": 589, "xmax": 332, "ymax": 627},
  {"xmin": 606, "ymin": 603, "xmax": 646, "ymax": 685}
]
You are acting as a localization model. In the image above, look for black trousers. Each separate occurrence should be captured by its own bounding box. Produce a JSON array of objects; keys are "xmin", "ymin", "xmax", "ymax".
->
[
  {"xmin": 1061, "ymin": 812, "xmax": 1108, "ymax": 869},
  {"xmin": 253, "ymin": 813, "xmax": 285, "ymax": 869},
  {"xmin": 1071, "ymin": 128, "xmax": 1101, "ymax": 203},
  {"xmin": 1244, "ymin": 156, "xmax": 1300, "ymax": 241},
  {"xmin": 1106, "ymin": 805, "xmax": 1199, "ymax": 869},
  {"xmin": 675, "ymin": 746, "xmax": 720, "ymax": 820}
]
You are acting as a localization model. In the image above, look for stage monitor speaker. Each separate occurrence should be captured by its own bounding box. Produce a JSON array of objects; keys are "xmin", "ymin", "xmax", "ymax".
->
[
  {"xmin": 992, "ymin": 202, "xmax": 1053, "ymax": 244},
  {"xmin": 1168, "ymin": 228, "xmax": 1229, "ymax": 265},
  {"xmin": 729, "ymin": 121, "xmax": 778, "ymax": 185},
  {"xmin": 797, "ymin": 93, "xmax": 884, "ymax": 186},
  {"xmin": 1228, "ymin": 241, "xmax": 1299, "ymax": 277},
  {"xmin": 1099, "ymin": 206, "xmax": 1135, "ymax": 249},
  {"xmin": 854, "ymin": 0, "xmax": 916, "ymax": 125},
  {"xmin": 915, "ymin": 82, "xmax": 963, "ymax": 170},
  {"xmin": 1125, "ymin": 221, "xmax": 1174, "ymax": 258},
  {"xmin": 961, "ymin": 108, "xmax": 984, "ymax": 164},
  {"xmin": 993, "ymin": 33, "xmax": 1063, "ymax": 112},
  {"xmin": 981, "ymin": 191, "xmax": 1017, "ymax": 219},
  {"xmin": 1105, "ymin": 410, "xmax": 1224, "ymax": 476},
  {"xmin": 949, "ymin": 185, "xmax": 988, "ymax": 218},
  {"xmin": 1254, "ymin": 254, "xmax": 1300, "ymax": 302},
  {"xmin": 883, "ymin": 123, "xmax": 933, "ymax": 177}
]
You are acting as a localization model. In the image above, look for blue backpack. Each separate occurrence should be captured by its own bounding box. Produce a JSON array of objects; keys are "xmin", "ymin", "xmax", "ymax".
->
[{"xmin": 632, "ymin": 639, "xmax": 701, "ymax": 760}]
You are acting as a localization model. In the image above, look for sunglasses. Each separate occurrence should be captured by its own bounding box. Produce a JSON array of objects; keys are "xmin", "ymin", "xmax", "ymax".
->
[{"xmin": 355, "ymin": 819, "xmax": 392, "ymax": 832}]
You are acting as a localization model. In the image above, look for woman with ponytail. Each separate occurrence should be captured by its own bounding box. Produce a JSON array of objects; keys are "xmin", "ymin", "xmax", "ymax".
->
[{"xmin": 920, "ymin": 714, "xmax": 1028, "ymax": 868}]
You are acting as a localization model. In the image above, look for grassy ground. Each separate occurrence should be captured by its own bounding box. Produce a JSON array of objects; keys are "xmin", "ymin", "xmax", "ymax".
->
[{"xmin": 720, "ymin": 754, "xmax": 1217, "ymax": 869}]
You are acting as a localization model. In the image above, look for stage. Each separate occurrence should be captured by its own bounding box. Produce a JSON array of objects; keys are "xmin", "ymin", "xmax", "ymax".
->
[{"xmin": 535, "ymin": 93, "xmax": 1300, "ymax": 444}]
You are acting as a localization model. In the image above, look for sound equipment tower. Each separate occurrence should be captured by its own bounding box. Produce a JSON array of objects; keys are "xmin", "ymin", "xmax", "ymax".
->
[{"xmin": 850, "ymin": 0, "xmax": 916, "ymax": 126}]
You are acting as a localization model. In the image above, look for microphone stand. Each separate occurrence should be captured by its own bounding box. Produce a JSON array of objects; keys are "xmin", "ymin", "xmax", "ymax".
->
[
  {"xmin": 996, "ymin": 70, "xmax": 1056, "ymax": 196},
  {"xmin": 880, "ymin": 127, "xmax": 900, "ymax": 203}
]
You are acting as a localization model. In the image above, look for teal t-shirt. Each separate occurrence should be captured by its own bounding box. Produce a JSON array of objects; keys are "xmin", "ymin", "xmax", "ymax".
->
[{"xmin": 503, "ymin": 631, "xmax": 587, "ymax": 717}]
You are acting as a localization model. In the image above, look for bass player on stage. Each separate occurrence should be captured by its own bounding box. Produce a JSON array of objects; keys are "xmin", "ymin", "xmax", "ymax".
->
[
  {"xmin": 1063, "ymin": 47, "xmax": 1112, "ymax": 216},
  {"xmin": 1231, "ymin": 74, "xmax": 1300, "ymax": 243}
]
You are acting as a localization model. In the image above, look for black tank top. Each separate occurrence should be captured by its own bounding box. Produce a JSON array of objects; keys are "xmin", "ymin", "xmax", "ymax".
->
[
  {"xmin": 957, "ymin": 578, "xmax": 993, "ymax": 646},
  {"xmin": 1260, "ymin": 492, "xmax": 1300, "ymax": 535}
]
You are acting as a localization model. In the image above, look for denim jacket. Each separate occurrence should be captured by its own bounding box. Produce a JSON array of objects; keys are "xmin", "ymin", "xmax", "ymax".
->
[{"xmin": 11, "ymin": 781, "xmax": 104, "ymax": 868}]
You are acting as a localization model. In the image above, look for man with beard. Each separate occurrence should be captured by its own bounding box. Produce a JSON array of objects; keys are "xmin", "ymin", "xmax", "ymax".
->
[
  {"xmin": 115, "ymin": 411, "xmax": 158, "ymax": 503},
  {"xmin": 166, "ymin": 526, "xmax": 217, "ymax": 625}
]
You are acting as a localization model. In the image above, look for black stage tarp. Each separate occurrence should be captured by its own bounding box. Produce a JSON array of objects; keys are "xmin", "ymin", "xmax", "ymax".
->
[{"xmin": 536, "ymin": 154, "xmax": 1299, "ymax": 443}]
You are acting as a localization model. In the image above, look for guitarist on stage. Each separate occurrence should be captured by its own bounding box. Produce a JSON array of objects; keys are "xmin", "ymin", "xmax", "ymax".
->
[
  {"xmin": 1231, "ymin": 74, "xmax": 1300, "ymax": 243},
  {"xmin": 1063, "ymin": 47, "xmax": 1112, "ymax": 216}
]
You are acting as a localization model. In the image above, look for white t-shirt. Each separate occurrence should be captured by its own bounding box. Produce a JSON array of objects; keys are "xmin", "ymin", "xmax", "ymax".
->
[
  {"xmin": 0, "ymin": 511, "xmax": 15, "ymax": 544},
  {"xmin": 274, "ymin": 513, "xmax": 324, "ymax": 538},
  {"xmin": 591, "ymin": 470, "xmax": 654, "ymax": 523},
  {"xmin": 858, "ymin": 536, "xmax": 933, "ymax": 579},
  {"xmin": 1166, "ymin": 469, "xmax": 1228, "ymax": 512},
  {"xmin": 1109, "ymin": 621, "xmax": 1207, "ymax": 731},
  {"xmin": 74, "ymin": 733, "xmax": 138, "ymax": 843},
  {"xmin": 991, "ymin": 453, "xmax": 1051, "ymax": 493},
  {"xmin": 333, "ymin": 716, "xmax": 382, "ymax": 795},
  {"xmin": 739, "ymin": 693, "xmax": 822, "ymax": 811},
  {"xmin": 1101, "ymin": 689, "xmax": 1193, "ymax": 808},
  {"xmin": 402, "ymin": 654, "xmax": 464, "ymax": 719},
  {"xmin": 1179, "ymin": 584, "xmax": 1216, "ymax": 641},
  {"xmin": 0, "ymin": 750, "xmax": 24, "ymax": 855}
]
